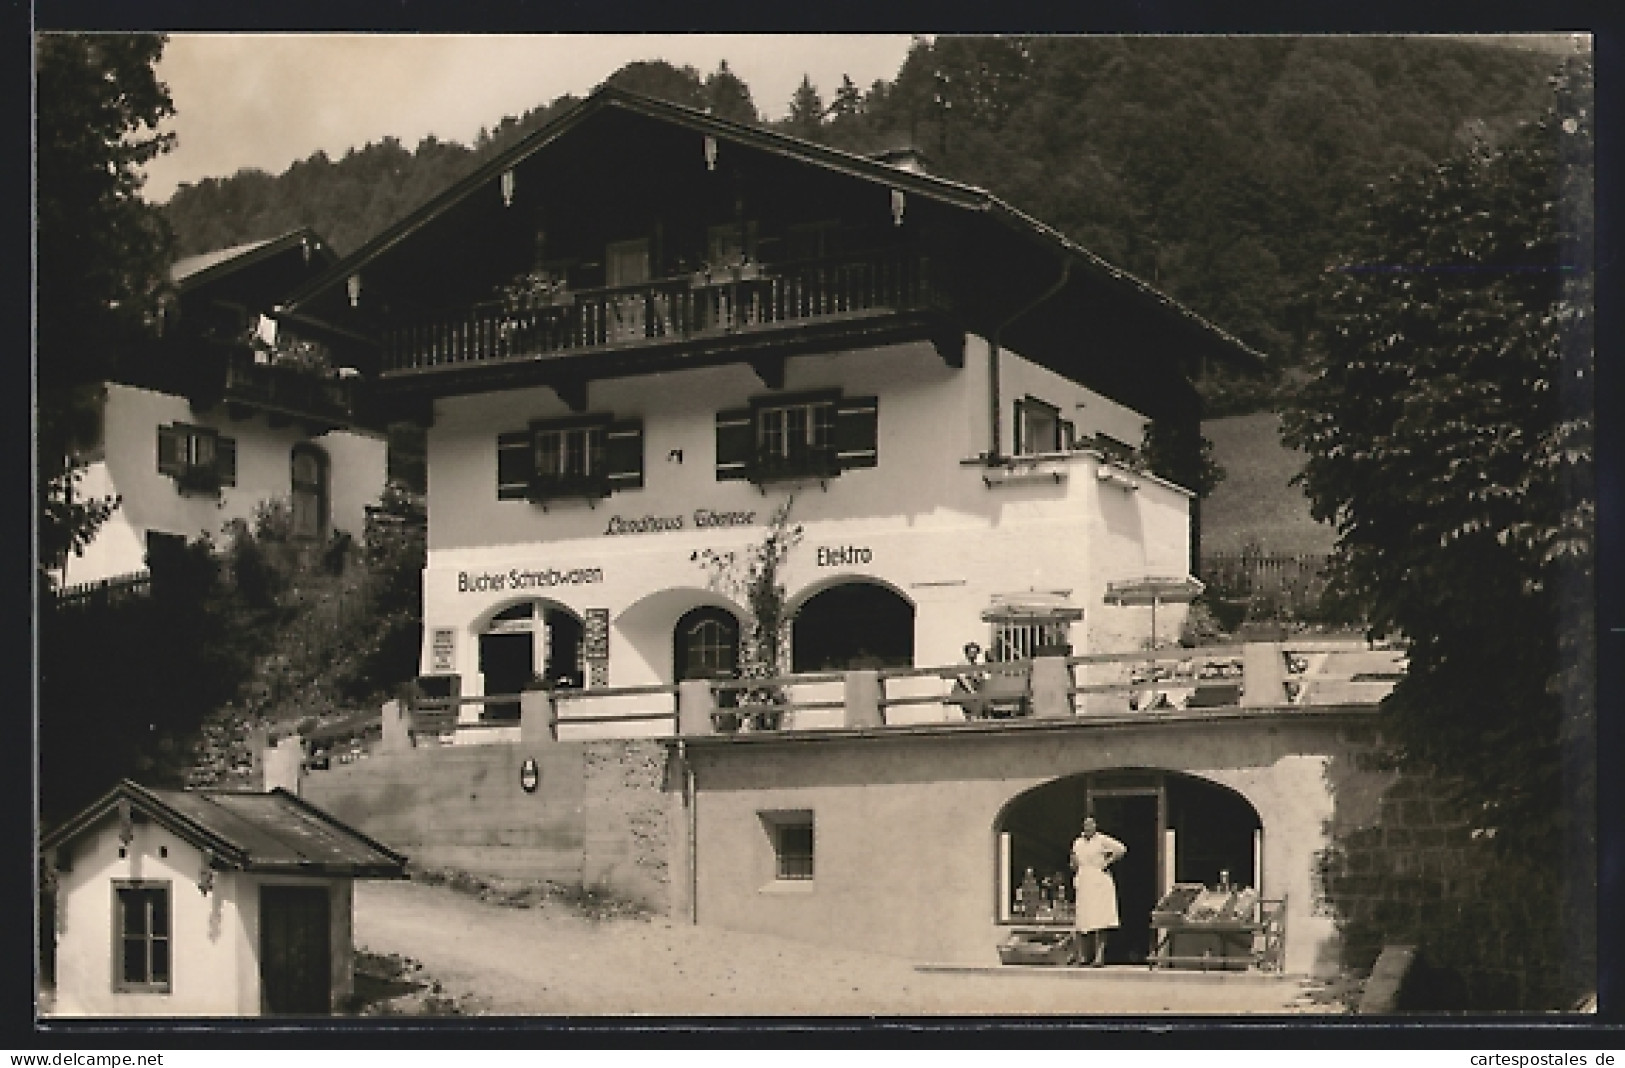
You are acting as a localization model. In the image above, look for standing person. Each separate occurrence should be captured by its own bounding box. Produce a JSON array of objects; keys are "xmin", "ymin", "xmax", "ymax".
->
[{"xmin": 1070, "ymin": 815, "xmax": 1127, "ymax": 966}]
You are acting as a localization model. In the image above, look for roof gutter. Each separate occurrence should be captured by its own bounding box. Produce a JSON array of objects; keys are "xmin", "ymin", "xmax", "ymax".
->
[{"xmin": 986, "ymin": 257, "xmax": 1072, "ymax": 461}]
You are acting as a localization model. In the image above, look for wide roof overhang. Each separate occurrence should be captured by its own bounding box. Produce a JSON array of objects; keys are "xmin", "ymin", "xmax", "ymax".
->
[{"xmin": 281, "ymin": 87, "xmax": 1263, "ymax": 417}]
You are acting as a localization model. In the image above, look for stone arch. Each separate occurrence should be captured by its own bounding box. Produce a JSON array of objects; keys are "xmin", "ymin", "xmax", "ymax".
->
[
  {"xmin": 613, "ymin": 587, "xmax": 745, "ymax": 686},
  {"xmin": 473, "ymin": 598, "xmax": 587, "ymax": 716},
  {"xmin": 992, "ymin": 768, "xmax": 1264, "ymax": 964}
]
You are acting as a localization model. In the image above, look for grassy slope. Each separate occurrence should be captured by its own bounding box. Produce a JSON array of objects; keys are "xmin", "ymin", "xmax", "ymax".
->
[{"xmin": 1202, "ymin": 412, "xmax": 1336, "ymax": 556}]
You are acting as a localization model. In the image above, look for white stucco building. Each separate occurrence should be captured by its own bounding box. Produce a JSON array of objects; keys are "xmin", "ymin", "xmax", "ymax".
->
[
  {"xmin": 40, "ymin": 780, "xmax": 407, "ymax": 1016},
  {"xmin": 53, "ymin": 229, "xmax": 388, "ymax": 590},
  {"xmin": 277, "ymin": 88, "xmax": 1257, "ymax": 728}
]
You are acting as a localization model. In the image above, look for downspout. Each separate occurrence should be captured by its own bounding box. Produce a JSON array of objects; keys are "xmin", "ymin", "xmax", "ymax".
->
[{"xmin": 986, "ymin": 258, "xmax": 1073, "ymax": 460}]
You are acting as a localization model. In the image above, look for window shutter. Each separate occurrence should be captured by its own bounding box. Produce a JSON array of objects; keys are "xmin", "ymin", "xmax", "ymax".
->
[
  {"xmin": 604, "ymin": 419, "xmax": 644, "ymax": 491},
  {"xmin": 216, "ymin": 436, "xmax": 238, "ymax": 487},
  {"xmin": 835, "ymin": 396, "xmax": 878, "ymax": 470},
  {"xmin": 715, "ymin": 408, "xmax": 754, "ymax": 481},
  {"xmin": 497, "ymin": 431, "xmax": 533, "ymax": 500},
  {"xmin": 157, "ymin": 426, "xmax": 185, "ymax": 476}
]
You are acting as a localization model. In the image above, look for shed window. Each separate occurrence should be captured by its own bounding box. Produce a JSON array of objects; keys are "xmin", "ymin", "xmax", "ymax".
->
[{"xmin": 113, "ymin": 881, "xmax": 171, "ymax": 993}]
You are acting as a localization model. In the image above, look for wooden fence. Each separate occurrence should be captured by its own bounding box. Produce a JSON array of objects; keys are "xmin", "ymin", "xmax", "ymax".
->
[{"xmin": 1199, "ymin": 552, "xmax": 1332, "ymax": 620}]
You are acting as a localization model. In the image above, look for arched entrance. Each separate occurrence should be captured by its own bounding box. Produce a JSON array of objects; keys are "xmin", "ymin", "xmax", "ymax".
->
[
  {"xmin": 477, "ymin": 600, "xmax": 584, "ymax": 720},
  {"xmin": 674, "ymin": 606, "xmax": 740, "ymax": 683},
  {"xmin": 790, "ymin": 580, "xmax": 914, "ymax": 672},
  {"xmin": 994, "ymin": 770, "xmax": 1263, "ymax": 964},
  {"xmin": 290, "ymin": 444, "xmax": 329, "ymax": 540}
]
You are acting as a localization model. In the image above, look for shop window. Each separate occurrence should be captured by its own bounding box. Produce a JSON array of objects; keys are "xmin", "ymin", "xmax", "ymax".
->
[
  {"xmin": 715, "ymin": 392, "xmax": 877, "ymax": 484},
  {"xmin": 990, "ymin": 621, "xmax": 1072, "ymax": 662},
  {"xmin": 497, "ymin": 415, "xmax": 643, "ymax": 503},
  {"xmin": 113, "ymin": 881, "xmax": 171, "ymax": 993},
  {"xmin": 674, "ymin": 606, "xmax": 740, "ymax": 683},
  {"xmin": 1015, "ymin": 397, "xmax": 1073, "ymax": 456},
  {"xmin": 157, "ymin": 423, "xmax": 236, "ymax": 495},
  {"xmin": 762, "ymin": 811, "xmax": 815, "ymax": 881}
]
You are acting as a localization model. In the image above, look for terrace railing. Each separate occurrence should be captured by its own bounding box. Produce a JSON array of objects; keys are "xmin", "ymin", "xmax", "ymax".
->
[
  {"xmin": 386, "ymin": 639, "xmax": 1401, "ymax": 746},
  {"xmin": 381, "ymin": 249, "xmax": 941, "ymax": 375}
]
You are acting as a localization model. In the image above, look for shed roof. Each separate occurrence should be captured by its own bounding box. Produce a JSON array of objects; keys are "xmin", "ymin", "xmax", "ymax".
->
[{"xmin": 42, "ymin": 780, "xmax": 408, "ymax": 879}]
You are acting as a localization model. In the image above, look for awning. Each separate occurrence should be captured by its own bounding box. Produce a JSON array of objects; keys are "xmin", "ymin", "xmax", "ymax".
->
[
  {"xmin": 981, "ymin": 590, "xmax": 1085, "ymax": 624},
  {"xmin": 1103, "ymin": 576, "xmax": 1205, "ymax": 606}
]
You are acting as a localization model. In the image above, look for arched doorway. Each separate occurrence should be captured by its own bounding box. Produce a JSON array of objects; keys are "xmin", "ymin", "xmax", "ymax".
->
[
  {"xmin": 790, "ymin": 581, "xmax": 914, "ymax": 672},
  {"xmin": 290, "ymin": 444, "xmax": 329, "ymax": 540},
  {"xmin": 673, "ymin": 606, "xmax": 740, "ymax": 683},
  {"xmin": 994, "ymin": 770, "xmax": 1263, "ymax": 964},
  {"xmin": 477, "ymin": 600, "xmax": 584, "ymax": 720}
]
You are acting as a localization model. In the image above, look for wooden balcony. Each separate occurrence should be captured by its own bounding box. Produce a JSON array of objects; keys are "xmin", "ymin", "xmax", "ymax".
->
[
  {"xmin": 220, "ymin": 349, "xmax": 356, "ymax": 430},
  {"xmin": 380, "ymin": 250, "xmax": 942, "ymax": 376}
]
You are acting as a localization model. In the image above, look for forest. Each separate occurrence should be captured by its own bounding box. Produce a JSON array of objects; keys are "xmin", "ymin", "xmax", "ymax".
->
[{"xmin": 162, "ymin": 36, "xmax": 1567, "ymax": 411}]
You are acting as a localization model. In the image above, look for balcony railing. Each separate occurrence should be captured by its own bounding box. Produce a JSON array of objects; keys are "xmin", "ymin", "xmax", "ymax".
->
[
  {"xmin": 222, "ymin": 349, "xmax": 355, "ymax": 425},
  {"xmin": 381, "ymin": 249, "xmax": 941, "ymax": 375}
]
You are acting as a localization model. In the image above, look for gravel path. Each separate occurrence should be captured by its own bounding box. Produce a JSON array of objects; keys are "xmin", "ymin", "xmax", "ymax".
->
[{"xmin": 353, "ymin": 880, "xmax": 1342, "ymax": 1016}]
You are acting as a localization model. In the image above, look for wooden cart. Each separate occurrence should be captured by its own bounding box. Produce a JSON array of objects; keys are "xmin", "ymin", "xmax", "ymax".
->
[{"xmin": 1149, "ymin": 883, "xmax": 1287, "ymax": 972}]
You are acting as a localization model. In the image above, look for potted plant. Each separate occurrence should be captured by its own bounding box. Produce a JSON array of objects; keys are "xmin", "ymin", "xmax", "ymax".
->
[{"xmin": 693, "ymin": 497, "xmax": 803, "ymax": 732}]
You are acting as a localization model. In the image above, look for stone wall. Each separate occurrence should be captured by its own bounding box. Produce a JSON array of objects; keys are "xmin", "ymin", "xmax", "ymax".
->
[
  {"xmin": 1317, "ymin": 771, "xmax": 1580, "ymax": 1009},
  {"xmin": 301, "ymin": 739, "xmax": 669, "ymax": 910}
]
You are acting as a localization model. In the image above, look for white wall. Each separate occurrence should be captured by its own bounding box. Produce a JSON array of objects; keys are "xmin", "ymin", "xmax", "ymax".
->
[
  {"xmin": 47, "ymin": 815, "xmax": 358, "ymax": 1017},
  {"xmin": 417, "ymin": 336, "xmax": 1196, "ymax": 725},
  {"xmin": 49, "ymin": 820, "xmax": 257, "ymax": 1016},
  {"xmin": 57, "ymin": 383, "xmax": 387, "ymax": 586}
]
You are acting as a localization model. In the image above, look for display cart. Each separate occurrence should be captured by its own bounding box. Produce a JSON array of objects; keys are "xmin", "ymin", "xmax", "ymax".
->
[{"xmin": 1149, "ymin": 883, "xmax": 1287, "ymax": 972}]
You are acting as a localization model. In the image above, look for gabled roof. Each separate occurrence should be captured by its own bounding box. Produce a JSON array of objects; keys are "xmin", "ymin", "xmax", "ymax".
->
[
  {"xmin": 173, "ymin": 227, "xmax": 337, "ymax": 294},
  {"xmin": 42, "ymin": 780, "xmax": 408, "ymax": 879},
  {"xmin": 280, "ymin": 86, "xmax": 1261, "ymax": 369}
]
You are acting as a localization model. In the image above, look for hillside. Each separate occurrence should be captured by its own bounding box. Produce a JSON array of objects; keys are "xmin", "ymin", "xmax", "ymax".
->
[
  {"xmin": 1202, "ymin": 412, "xmax": 1335, "ymax": 556},
  {"xmin": 161, "ymin": 37, "xmax": 1566, "ymax": 381}
]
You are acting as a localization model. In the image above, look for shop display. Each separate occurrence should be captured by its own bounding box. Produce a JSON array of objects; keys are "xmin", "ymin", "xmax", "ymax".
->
[{"xmin": 1149, "ymin": 881, "xmax": 1285, "ymax": 971}]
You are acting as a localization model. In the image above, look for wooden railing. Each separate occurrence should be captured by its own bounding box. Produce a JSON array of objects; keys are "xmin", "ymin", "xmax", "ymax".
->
[
  {"xmin": 223, "ymin": 349, "xmax": 355, "ymax": 424},
  {"xmin": 392, "ymin": 639, "xmax": 1400, "ymax": 744},
  {"xmin": 380, "ymin": 249, "xmax": 940, "ymax": 374}
]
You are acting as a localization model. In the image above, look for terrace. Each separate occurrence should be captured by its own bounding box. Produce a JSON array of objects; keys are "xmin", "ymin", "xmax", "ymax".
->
[{"xmin": 381, "ymin": 638, "xmax": 1404, "ymax": 750}]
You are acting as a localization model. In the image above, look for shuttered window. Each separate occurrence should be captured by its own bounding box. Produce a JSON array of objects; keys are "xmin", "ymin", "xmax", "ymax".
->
[
  {"xmin": 157, "ymin": 424, "xmax": 234, "ymax": 495},
  {"xmin": 497, "ymin": 415, "xmax": 643, "ymax": 501},
  {"xmin": 834, "ymin": 396, "xmax": 879, "ymax": 470},
  {"xmin": 714, "ymin": 408, "xmax": 754, "ymax": 481},
  {"xmin": 716, "ymin": 393, "xmax": 878, "ymax": 482}
]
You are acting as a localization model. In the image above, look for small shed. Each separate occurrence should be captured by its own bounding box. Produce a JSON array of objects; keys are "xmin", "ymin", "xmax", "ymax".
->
[{"xmin": 40, "ymin": 780, "xmax": 407, "ymax": 1017}]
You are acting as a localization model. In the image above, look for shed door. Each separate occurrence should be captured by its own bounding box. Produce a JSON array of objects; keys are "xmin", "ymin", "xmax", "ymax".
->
[{"xmin": 260, "ymin": 885, "xmax": 332, "ymax": 1015}]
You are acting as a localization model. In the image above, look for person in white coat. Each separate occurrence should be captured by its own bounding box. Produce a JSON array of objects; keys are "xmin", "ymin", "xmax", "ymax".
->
[{"xmin": 1070, "ymin": 815, "xmax": 1127, "ymax": 966}]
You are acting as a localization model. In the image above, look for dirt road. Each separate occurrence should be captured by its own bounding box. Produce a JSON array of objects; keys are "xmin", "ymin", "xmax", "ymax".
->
[{"xmin": 353, "ymin": 880, "xmax": 1342, "ymax": 1016}]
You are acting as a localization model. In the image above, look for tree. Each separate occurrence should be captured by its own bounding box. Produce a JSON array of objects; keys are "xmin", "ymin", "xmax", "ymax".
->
[
  {"xmin": 704, "ymin": 60, "xmax": 758, "ymax": 124},
  {"xmin": 785, "ymin": 75, "xmax": 826, "ymax": 142},
  {"xmin": 36, "ymin": 33, "xmax": 176, "ymax": 583},
  {"xmin": 605, "ymin": 60, "xmax": 707, "ymax": 110},
  {"xmin": 1281, "ymin": 57, "xmax": 1593, "ymax": 1005}
]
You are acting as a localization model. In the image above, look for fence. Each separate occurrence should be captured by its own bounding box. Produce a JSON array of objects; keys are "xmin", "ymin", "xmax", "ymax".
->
[
  {"xmin": 50, "ymin": 570, "xmax": 152, "ymax": 610},
  {"xmin": 381, "ymin": 639, "xmax": 1400, "ymax": 747},
  {"xmin": 1199, "ymin": 552, "xmax": 1332, "ymax": 622}
]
